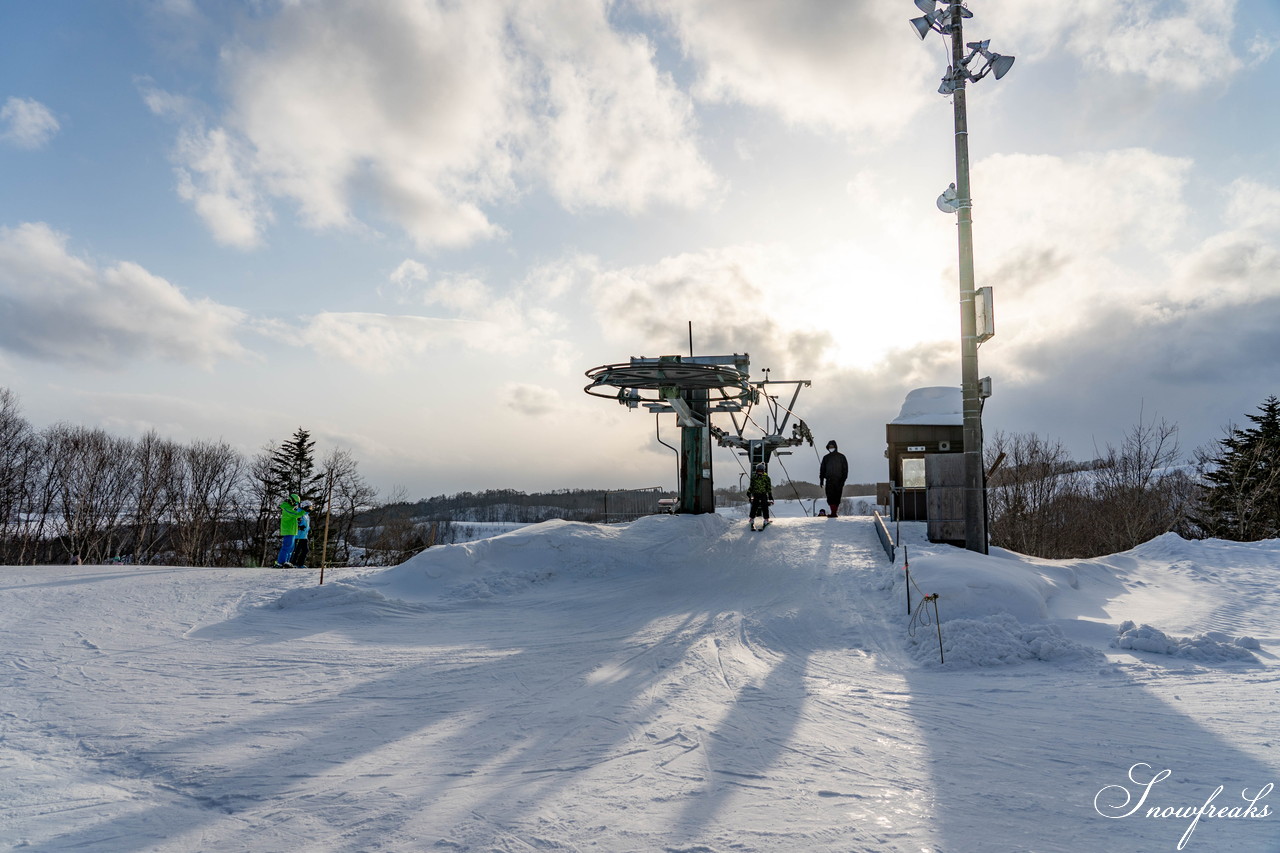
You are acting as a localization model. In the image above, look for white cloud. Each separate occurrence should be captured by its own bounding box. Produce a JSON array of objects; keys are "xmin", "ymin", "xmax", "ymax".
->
[
  {"xmin": 587, "ymin": 246, "xmax": 835, "ymax": 377},
  {"xmin": 155, "ymin": 0, "xmax": 716, "ymax": 250},
  {"xmin": 0, "ymin": 223, "xmax": 245, "ymax": 368},
  {"xmin": 504, "ymin": 382, "xmax": 561, "ymax": 416},
  {"xmin": 641, "ymin": 0, "xmax": 935, "ymax": 137},
  {"xmin": 989, "ymin": 0, "xmax": 1243, "ymax": 91},
  {"xmin": 173, "ymin": 125, "xmax": 270, "ymax": 249},
  {"xmin": 300, "ymin": 261, "xmax": 575, "ymax": 371},
  {"xmin": 389, "ymin": 259, "xmax": 429, "ymax": 286},
  {"xmin": 142, "ymin": 82, "xmax": 269, "ymax": 249},
  {"xmin": 516, "ymin": 0, "xmax": 717, "ymax": 211},
  {"xmin": 383, "ymin": 259, "xmax": 430, "ymax": 300},
  {"xmin": 979, "ymin": 148, "xmax": 1192, "ymax": 250},
  {"xmin": 296, "ymin": 312, "xmax": 487, "ymax": 372},
  {"xmin": 954, "ymin": 150, "xmax": 1280, "ymax": 411},
  {"xmin": 0, "ymin": 97, "xmax": 60, "ymax": 149},
  {"xmin": 1224, "ymin": 178, "xmax": 1280, "ymax": 233},
  {"xmin": 973, "ymin": 148, "xmax": 1193, "ymax": 332}
]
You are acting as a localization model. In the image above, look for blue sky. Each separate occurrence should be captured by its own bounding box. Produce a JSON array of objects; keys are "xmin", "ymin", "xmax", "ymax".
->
[{"xmin": 1, "ymin": 0, "xmax": 1278, "ymax": 498}]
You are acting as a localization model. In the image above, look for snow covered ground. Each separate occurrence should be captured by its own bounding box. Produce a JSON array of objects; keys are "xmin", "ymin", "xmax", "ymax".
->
[{"xmin": 2, "ymin": 507, "xmax": 1277, "ymax": 852}]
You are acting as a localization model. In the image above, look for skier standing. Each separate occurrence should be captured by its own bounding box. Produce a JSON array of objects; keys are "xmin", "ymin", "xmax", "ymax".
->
[
  {"xmin": 819, "ymin": 440, "xmax": 848, "ymax": 518},
  {"xmin": 747, "ymin": 463, "xmax": 774, "ymax": 531},
  {"xmin": 275, "ymin": 493, "xmax": 306, "ymax": 568},
  {"xmin": 290, "ymin": 500, "xmax": 313, "ymax": 568}
]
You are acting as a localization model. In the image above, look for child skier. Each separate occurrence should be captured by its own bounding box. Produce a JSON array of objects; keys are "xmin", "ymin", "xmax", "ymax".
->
[
  {"xmin": 747, "ymin": 463, "xmax": 774, "ymax": 531},
  {"xmin": 290, "ymin": 500, "xmax": 313, "ymax": 568}
]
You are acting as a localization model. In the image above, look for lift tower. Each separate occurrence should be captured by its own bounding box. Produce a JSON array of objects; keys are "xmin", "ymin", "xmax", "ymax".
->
[{"xmin": 585, "ymin": 353, "xmax": 812, "ymax": 514}]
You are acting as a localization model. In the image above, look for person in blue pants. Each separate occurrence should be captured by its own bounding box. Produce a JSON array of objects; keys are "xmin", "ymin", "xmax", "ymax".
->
[
  {"xmin": 275, "ymin": 493, "xmax": 305, "ymax": 567},
  {"xmin": 290, "ymin": 500, "xmax": 313, "ymax": 568}
]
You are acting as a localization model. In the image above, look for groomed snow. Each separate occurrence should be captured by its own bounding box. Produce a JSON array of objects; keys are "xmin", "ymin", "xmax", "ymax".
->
[{"xmin": 3, "ymin": 509, "xmax": 1277, "ymax": 852}]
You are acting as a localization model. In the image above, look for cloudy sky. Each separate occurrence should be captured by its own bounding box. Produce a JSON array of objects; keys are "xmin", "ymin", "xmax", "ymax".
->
[{"xmin": 1, "ymin": 0, "xmax": 1278, "ymax": 498}]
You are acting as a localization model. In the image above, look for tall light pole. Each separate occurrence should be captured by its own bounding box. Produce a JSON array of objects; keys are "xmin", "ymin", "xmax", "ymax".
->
[{"xmin": 912, "ymin": 0, "xmax": 1013, "ymax": 553}]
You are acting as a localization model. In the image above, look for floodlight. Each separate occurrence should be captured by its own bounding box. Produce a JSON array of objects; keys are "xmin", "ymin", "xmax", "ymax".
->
[
  {"xmin": 910, "ymin": 14, "xmax": 934, "ymax": 39},
  {"xmin": 965, "ymin": 41, "xmax": 1016, "ymax": 82},
  {"xmin": 912, "ymin": 7, "xmax": 951, "ymax": 38},
  {"xmin": 937, "ymin": 65, "xmax": 961, "ymax": 94}
]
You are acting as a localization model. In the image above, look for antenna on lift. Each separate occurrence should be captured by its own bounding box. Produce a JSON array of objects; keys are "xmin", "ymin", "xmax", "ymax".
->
[{"xmin": 584, "ymin": 331, "xmax": 813, "ymax": 514}]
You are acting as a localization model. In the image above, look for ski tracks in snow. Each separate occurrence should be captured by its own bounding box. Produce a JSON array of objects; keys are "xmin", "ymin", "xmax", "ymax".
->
[{"xmin": 4, "ymin": 519, "xmax": 1278, "ymax": 852}]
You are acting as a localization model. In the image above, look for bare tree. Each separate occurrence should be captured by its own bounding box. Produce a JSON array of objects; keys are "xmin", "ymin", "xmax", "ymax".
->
[
  {"xmin": 986, "ymin": 431, "xmax": 1085, "ymax": 557},
  {"xmin": 1090, "ymin": 415, "xmax": 1190, "ymax": 554},
  {"xmin": 0, "ymin": 389, "xmax": 40, "ymax": 563},
  {"xmin": 318, "ymin": 447, "xmax": 378, "ymax": 566},
  {"xmin": 131, "ymin": 431, "xmax": 179, "ymax": 563},
  {"xmin": 243, "ymin": 443, "xmax": 282, "ymax": 567},
  {"xmin": 168, "ymin": 440, "xmax": 245, "ymax": 566},
  {"xmin": 987, "ymin": 415, "xmax": 1196, "ymax": 559},
  {"xmin": 45, "ymin": 425, "xmax": 137, "ymax": 563}
]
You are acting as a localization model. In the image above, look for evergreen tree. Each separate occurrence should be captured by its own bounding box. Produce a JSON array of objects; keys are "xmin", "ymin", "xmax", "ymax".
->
[
  {"xmin": 1196, "ymin": 396, "xmax": 1280, "ymax": 541},
  {"xmin": 269, "ymin": 427, "xmax": 323, "ymax": 502}
]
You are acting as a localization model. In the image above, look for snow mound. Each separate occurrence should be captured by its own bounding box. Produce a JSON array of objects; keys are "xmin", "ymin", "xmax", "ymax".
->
[
  {"xmin": 364, "ymin": 514, "xmax": 732, "ymax": 603},
  {"xmin": 1112, "ymin": 620, "xmax": 1259, "ymax": 662},
  {"xmin": 909, "ymin": 613, "xmax": 1104, "ymax": 668},
  {"xmin": 270, "ymin": 580, "xmax": 430, "ymax": 617}
]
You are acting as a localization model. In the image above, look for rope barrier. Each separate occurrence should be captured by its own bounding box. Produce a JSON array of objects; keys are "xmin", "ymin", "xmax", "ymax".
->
[{"xmin": 902, "ymin": 545, "xmax": 945, "ymax": 664}]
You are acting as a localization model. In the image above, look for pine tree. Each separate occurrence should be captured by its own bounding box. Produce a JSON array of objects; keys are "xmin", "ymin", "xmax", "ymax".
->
[
  {"xmin": 269, "ymin": 427, "xmax": 323, "ymax": 503},
  {"xmin": 1196, "ymin": 396, "xmax": 1280, "ymax": 541}
]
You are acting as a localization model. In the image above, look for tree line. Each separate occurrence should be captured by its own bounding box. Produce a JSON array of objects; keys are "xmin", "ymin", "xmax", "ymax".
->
[
  {"xmin": 985, "ymin": 396, "xmax": 1280, "ymax": 558},
  {"xmin": 4, "ymin": 383, "xmax": 1274, "ymax": 566},
  {"xmin": 0, "ymin": 388, "xmax": 376, "ymax": 566}
]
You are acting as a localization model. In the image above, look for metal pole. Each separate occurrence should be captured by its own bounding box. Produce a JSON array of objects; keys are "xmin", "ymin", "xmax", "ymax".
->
[{"xmin": 950, "ymin": 1, "xmax": 988, "ymax": 554}]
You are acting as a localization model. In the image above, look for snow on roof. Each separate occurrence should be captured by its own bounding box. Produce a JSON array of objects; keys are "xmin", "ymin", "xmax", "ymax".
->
[{"xmin": 890, "ymin": 385, "xmax": 963, "ymax": 425}]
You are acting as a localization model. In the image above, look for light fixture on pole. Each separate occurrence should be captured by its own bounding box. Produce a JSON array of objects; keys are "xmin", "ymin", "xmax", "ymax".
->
[{"xmin": 911, "ymin": 0, "xmax": 1014, "ymax": 554}]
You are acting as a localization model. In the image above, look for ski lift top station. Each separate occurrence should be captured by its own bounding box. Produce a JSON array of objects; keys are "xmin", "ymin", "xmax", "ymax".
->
[{"xmin": 584, "ymin": 352, "xmax": 813, "ymax": 514}]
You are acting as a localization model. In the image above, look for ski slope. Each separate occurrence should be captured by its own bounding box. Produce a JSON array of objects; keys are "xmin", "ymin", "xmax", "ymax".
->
[{"xmin": 2, "ymin": 512, "xmax": 1277, "ymax": 852}]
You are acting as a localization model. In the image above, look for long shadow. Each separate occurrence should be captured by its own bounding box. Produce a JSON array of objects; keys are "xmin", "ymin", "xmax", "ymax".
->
[
  {"xmin": 28, "ymin": 521, "xmax": 810, "ymax": 851},
  {"xmin": 665, "ymin": 517, "xmax": 853, "ymax": 845},
  {"xmin": 900, "ymin": 561, "xmax": 1280, "ymax": 852}
]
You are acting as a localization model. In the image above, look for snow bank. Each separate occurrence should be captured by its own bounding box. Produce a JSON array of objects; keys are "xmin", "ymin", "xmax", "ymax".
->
[
  {"xmin": 359, "ymin": 514, "xmax": 732, "ymax": 603},
  {"xmin": 909, "ymin": 613, "xmax": 1103, "ymax": 667},
  {"xmin": 890, "ymin": 538, "xmax": 1081, "ymax": 625},
  {"xmin": 1112, "ymin": 620, "xmax": 1259, "ymax": 661},
  {"xmin": 277, "ymin": 513, "xmax": 1271, "ymax": 674}
]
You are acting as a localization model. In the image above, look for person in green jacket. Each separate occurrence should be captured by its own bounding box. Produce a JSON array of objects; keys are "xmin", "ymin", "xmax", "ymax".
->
[{"xmin": 275, "ymin": 493, "xmax": 306, "ymax": 567}]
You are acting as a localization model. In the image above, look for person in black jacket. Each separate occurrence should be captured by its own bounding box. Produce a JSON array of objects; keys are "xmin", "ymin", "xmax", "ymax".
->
[
  {"xmin": 747, "ymin": 463, "xmax": 774, "ymax": 531},
  {"xmin": 819, "ymin": 440, "xmax": 848, "ymax": 518}
]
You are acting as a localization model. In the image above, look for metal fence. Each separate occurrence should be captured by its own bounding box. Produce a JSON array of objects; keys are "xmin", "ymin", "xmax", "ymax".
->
[
  {"xmin": 601, "ymin": 487, "xmax": 672, "ymax": 523},
  {"xmin": 873, "ymin": 509, "xmax": 896, "ymax": 562}
]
